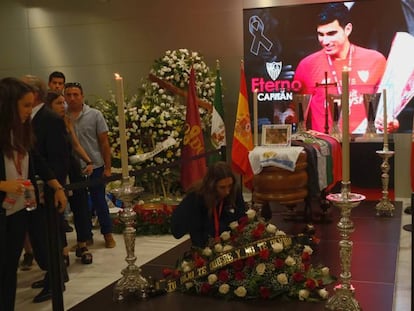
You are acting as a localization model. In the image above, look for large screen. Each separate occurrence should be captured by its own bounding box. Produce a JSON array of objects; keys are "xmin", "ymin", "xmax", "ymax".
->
[{"xmin": 243, "ymin": 0, "xmax": 414, "ymax": 134}]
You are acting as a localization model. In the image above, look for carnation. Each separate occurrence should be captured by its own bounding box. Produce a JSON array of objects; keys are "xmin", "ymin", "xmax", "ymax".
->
[
  {"xmin": 276, "ymin": 273, "xmax": 288, "ymax": 285},
  {"xmin": 271, "ymin": 242, "xmax": 284, "ymax": 253},
  {"xmin": 208, "ymin": 274, "xmax": 218, "ymax": 285},
  {"xmin": 229, "ymin": 221, "xmax": 239, "ymax": 230},
  {"xmin": 318, "ymin": 288, "xmax": 329, "ymax": 299},
  {"xmin": 214, "ymin": 243, "xmax": 223, "ymax": 253},
  {"xmin": 220, "ymin": 231, "xmax": 231, "ymax": 241},
  {"xmin": 222, "ymin": 245, "xmax": 233, "ymax": 252},
  {"xmin": 234, "ymin": 286, "xmax": 247, "ymax": 298},
  {"xmin": 298, "ymin": 289, "xmax": 310, "ymax": 301},
  {"xmin": 303, "ymin": 245, "xmax": 314, "ymax": 254},
  {"xmin": 202, "ymin": 247, "xmax": 213, "ymax": 257},
  {"xmin": 321, "ymin": 267, "xmax": 330, "ymax": 276},
  {"xmin": 284, "ymin": 256, "xmax": 296, "ymax": 266},
  {"xmin": 266, "ymin": 223, "xmax": 277, "ymax": 233},
  {"xmin": 256, "ymin": 263, "xmax": 266, "ymax": 275},
  {"xmin": 246, "ymin": 209, "xmax": 256, "ymax": 219},
  {"xmin": 218, "ymin": 284, "xmax": 230, "ymax": 294}
]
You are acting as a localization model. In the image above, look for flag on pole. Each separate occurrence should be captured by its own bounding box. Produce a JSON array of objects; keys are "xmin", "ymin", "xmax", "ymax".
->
[
  {"xmin": 209, "ymin": 60, "xmax": 226, "ymax": 164},
  {"xmin": 231, "ymin": 61, "xmax": 254, "ymax": 189},
  {"xmin": 180, "ymin": 67, "xmax": 207, "ymax": 191},
  {"xmin": 211, "ymin": 60, "xmax": 226, "ymax": 150}
]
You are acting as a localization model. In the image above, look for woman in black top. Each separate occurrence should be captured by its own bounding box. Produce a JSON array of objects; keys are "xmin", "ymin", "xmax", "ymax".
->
[
  {"xmin": 0, "ymin": 77, "xmax": 67, "ymax": 311},
  {"xmin": 171, "ymin": 161, "xmax": 246, "ymax": 248}
]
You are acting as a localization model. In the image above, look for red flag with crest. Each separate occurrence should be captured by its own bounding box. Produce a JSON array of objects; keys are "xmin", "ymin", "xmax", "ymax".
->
[
  {"xmin": 231, "ymin": 61, "xmax": 254, "ymax": 189},
  {"xmin": 180, "ymin": 67, "xmax": 207, "ymax": 191}
]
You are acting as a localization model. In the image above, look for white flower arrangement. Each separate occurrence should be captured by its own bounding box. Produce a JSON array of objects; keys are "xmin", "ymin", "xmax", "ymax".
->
[{"xmin": 95, "ymin": 49, "xmax": 216, "ymax": 197}]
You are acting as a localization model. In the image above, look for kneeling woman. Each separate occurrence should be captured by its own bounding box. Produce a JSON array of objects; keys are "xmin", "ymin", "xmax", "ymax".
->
[{"xmin": 171, "ymin": 162, "xmax": 246, "ymax": 248}]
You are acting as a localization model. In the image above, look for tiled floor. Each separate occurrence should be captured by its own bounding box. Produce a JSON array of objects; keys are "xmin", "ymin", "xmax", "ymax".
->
[{"xmin": 15, "ymin": 199, "xmax": 411, "ymax": 311}]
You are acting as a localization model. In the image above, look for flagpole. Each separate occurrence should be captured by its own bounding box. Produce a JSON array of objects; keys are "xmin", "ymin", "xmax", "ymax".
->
[{"xmin": 231, "ymin": 59, "xmax": 254, "ymax": 190}]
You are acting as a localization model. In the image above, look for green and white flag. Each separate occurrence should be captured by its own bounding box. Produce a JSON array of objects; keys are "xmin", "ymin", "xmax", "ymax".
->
[{"xmin": 211, "ymin": 61, "xmax": 226, "ymax": 149}]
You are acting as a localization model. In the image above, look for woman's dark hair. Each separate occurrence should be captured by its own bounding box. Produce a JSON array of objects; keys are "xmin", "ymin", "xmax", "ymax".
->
[
  {"xmin": 317, "ymin": 2, "xmax": 351, "ymax": 28},
  {"xmin": 196, "ymin": 161, "xmax": 238, "ymax": 216},
  {"xmin": 0, "ymin": 77, "xmax": 35, "ymax": 158},
  {"xmin": 45, "ymin": 90, "xmax": 63, "ymax": 108}
]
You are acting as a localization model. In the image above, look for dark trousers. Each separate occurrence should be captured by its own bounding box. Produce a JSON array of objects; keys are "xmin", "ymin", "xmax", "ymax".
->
[
  {"xmin": 0, "ymin": 209, "xmax": 28, "ymax": 311},
  {"xmin": 28, "ymin": 187, "xmax": 67, "ymax": 290},
  {"xmin": 68, "ymin": 170, "xmax": 93, "ymax": 242}
]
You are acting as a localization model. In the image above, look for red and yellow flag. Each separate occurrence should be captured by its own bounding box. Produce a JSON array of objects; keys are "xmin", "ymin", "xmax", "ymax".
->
[
  {"xmin": 180, "ymin": 67, "xmax": 207, "ymax": 191},
  {"xmin": 231, "ymin": 61, "xmax": 254, "ymax": 189}
]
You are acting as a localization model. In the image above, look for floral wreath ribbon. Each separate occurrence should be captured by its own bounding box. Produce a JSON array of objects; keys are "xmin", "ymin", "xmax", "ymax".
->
[{"xmin": 155, "ymin": 235, "xmax": 293, "ymax": 293}]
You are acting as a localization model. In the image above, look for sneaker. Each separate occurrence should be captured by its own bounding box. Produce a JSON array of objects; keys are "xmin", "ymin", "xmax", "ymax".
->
[
  {"xmin": 20, "ymin": 253, "xmax": 34, "ymax": 271},
  {"xmin": 69, "ymin": 238, "xmax": 93, "ymax": 252},
  {"xmin": 104, "ymin": 233, "xmax": 116, "ymax": 248}
]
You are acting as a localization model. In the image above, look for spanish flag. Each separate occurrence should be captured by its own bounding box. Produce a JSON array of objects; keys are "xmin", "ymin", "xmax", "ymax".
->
[
  {"xmin": 180, "ymin": 67, "xmax": 207, "ymax": 191},
  {"xmin": 231, "ymin": 61, "xmax": 254, "ymax": 189}
]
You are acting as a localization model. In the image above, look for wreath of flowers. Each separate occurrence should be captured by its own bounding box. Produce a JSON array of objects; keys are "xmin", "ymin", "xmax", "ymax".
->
[
  {"xmin": 162, "ymin": 209, "xmax": 336, "ymax": 301},
  {"xmin": 96, "ymin": 49, "xmax": 215, "ymax": 197}
]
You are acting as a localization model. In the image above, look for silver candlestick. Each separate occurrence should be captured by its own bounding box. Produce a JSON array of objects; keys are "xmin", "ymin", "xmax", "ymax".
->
[
  {"xmin": 111, "ymin": 177, "xmax": 150, "ymax": 301},
  {"xmin": 326, "ymin": 182, "xmax": 365, "ymax": 311},
  {"xmin": 375, "ymin": 150, "xmax": 395, "ymax": 216}
]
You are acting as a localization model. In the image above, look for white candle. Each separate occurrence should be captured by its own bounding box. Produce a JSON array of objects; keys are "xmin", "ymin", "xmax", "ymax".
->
[
  {"xmin": 114, "ymin": 73, "xmax": 129, "ymax": 179},
  {"xmin": 382, "ymin": 89, "xmax": 388, "ymax": 151},
  {"xmin": 341, "ymin": 68, "xmax": 350, "ymax": 183},
  {"xmin": 253, "ymin": 89, "xmax": 258, "ymax": 146}
]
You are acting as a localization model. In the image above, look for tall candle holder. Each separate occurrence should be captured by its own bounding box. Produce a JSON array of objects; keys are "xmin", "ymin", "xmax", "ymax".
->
[
  {"xmin": 112, "ymin": 177, "xmax": 150, "ymax": 301},
  {"xmin": 325, "ymin": 182, "xmax": 365, "ymax": 311},
  {"xmin": 375, "ymin": 150, "xmax": 395, "ymax": 216}
]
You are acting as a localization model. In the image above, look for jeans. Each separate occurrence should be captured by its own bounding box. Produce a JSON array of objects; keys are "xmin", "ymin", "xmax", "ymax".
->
[{"xmin": 88, "ymin": 166, "xmax": 112, "ymax": 235}]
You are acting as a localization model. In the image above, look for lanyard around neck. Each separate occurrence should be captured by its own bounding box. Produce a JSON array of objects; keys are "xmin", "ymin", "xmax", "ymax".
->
[
  {"xmin": 326, "ymin": 44, "xmax": 354, "ymax": 95},
  {"xmin": 213, "ymin": 200, "xmax": 224, "ymax": 241}
]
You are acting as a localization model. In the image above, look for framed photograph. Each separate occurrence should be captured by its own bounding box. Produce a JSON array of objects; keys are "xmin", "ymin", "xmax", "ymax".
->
[{"xmin": 261, "ymin": 124, "xmax": 291, "ymax": 147}]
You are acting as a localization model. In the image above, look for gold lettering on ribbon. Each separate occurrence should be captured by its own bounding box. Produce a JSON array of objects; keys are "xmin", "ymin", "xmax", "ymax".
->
[
  {"xmin": 183, "ymin": 123, "xmax": 203, "ymax": 154},
  {"xmin": 197, "ymin": 266, "xmax": 208, "ymax": 276},
  {"xmin": 234, "ymin": 249, "xmax": 242, "ymax": 259},
  {"xmin": 256, "ymin": 241, "xmax": 268, "ymax": 251},
  {"xmin": 209, "ymin": 253, "xmax": 234, "ymax": 270},
  {"xmin": 158, "ymin": 235, "xmax": 294, "ymax": 293},
  {"xmin": 180, "ymin": 270, "xmax": 195, "ymax": 283},
  {"xmin": 166, "ymin": 281, "xmax": 177, "ymax": 292},
  {"xmin": 244, "ymin": 245, "xmax": 256, "ymax": 256}
]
